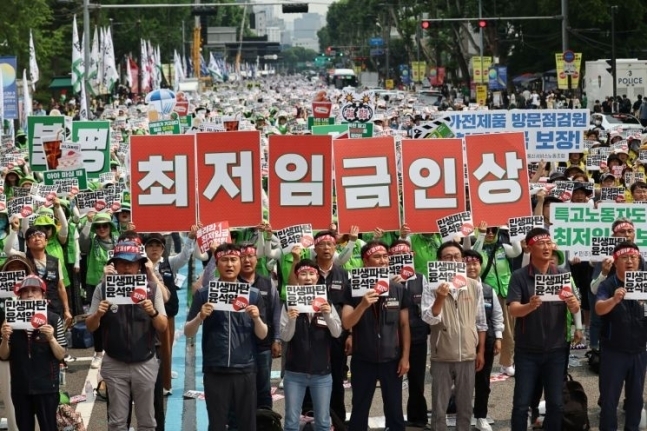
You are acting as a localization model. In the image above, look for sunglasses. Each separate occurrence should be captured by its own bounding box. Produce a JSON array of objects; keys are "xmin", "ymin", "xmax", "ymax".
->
[{"xmin": 95, "ymin": 223, "xmax": 111, "ymax": 230}]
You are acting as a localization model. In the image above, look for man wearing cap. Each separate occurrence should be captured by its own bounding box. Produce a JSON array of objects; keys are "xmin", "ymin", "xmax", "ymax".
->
[
  {"xmin": 86, "ymin": 240, "xmax": 168, "ymax": 431},
  {"xmin": 185, "ymin": 243, "xmax": 267, "ymax": 431},
  {"xmin": 341, "ymin": 240, "xmax": 410, "ymax": 431},
  {"xmin": 1, "ymin": 274, "xmax": 67, "ymax": 431},
  {"xmin": 422, "ymin": 241, "xmax": 487, "ymax": 431},
  {"xmin": 595, "ymin": 241, "xmax": 647, "ymax": 430},
  {"xmin": 507, "ymin": 228, "xmax": 580, "ymax": 431},
  {"xmin": 144, "ymin": 227, "xmax": 200, "ymax": 396}
]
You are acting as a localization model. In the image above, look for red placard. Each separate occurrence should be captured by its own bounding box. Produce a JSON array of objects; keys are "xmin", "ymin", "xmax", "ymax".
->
[
  {"xmin": 465, "ymin": 132, "xmax": 532, "ymax": 226},
  {"xmin": 401, "ymin": 138, "xmax": 465, "ymax": 233},
  {"xmin": 130, "ymin": 135, "xmax": 197, "ymax": 232},
  {"xmin": 333, "ymin": 137, "xmax": 400, "ymax": 233},
  {"xmin": 268, "ymin": 135, "xmax": 333, "ymax": 230},
  {"xmin": 196, "ymin": 131, "xmax": 262, "ymax": 228}
]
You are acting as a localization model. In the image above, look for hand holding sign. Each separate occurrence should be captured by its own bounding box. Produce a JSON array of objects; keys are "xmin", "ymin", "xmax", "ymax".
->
[
  {"xmin": 374, "ymin": 279, "xmax": 390, "ymax": 295},
  {"xmin": 436, "ymin": 282, "xmax": 451, "ymax": 298},
  {"xmin": 244, "ymin": 304, "xmax": 259, "ymax": 319},
  {"xmin": 529, "ymin": 295, "xmax": 542, "ymax": 310},
  {"xmin": 360, "ymin": 289, "xmax": 380, "ymax": 308},
  {"xmin": 38, "ymin": 324, "xmax": 55, "ymax": 341}
]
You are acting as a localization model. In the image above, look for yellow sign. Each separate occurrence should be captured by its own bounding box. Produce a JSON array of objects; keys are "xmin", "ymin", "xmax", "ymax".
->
[
  {"xmin": 353, "ymin": 65, "xmax": 362, "ymax": 75},
  {"xmin": 471, "ymin": 57, "xmax": 492, "ymax": 84},
  {"xmin": 411, "ymin": 61, "xmax": 427, "ymax": 82},
  {"xmin": 385, "ymin": 79, "xmax": 394, "ymax": 90},
  {"xmin": 476, "ymin": 84, "xmax": 488, "ymax": 106},
  {"xmin": 555, "ymin": 52, "xmax": 582, "ymax": 90}
]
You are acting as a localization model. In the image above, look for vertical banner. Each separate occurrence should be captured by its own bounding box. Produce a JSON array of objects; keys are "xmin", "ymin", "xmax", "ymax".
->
[
  {"xmin": 333, "ymin": 137, "xmax": 400, "ymax": 233},
  {"xmin": 130, "ymin": 135, "xmax": 197, "ymax": 232},
  {"xmin": 465, "ymin": 132, "xmax": 532, "ymax": 226},
  {"xmin": 429, "ymin": 67, "xmax": 446, "ymax": 86},
  {"xmin": 488, "ymin": 66, "xmax": 507, "ymax": 91},
  {"xmin": 401, "ymin": 138, "xmax": 465, "ymax": 233},
  {"xmin": 476, "ymin": 85, "xmax": 488, "ymax": 106},
  {"xmin": 71, "ymin": 121, "xmax": 111, "ymax": 178},
  {"xmin": 0, "ymin": 57, "xmax": 18, "ymax": 119},
  {"xmin": 196, "ymin": 131, "xmax": 262, "ymax": 228},
  {"xmin": 471, "ymin": 57, "xmax": 492, "ymax": 85},
  {"xmin": 268, "ymin": 135, "xmax": 333, "ymax": 230}
]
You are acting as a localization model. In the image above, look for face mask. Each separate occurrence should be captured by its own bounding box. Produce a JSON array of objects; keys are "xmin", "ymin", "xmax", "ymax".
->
[{"xmin": 595, "ymin": 120, "xmax": 601, "ymax": 126}]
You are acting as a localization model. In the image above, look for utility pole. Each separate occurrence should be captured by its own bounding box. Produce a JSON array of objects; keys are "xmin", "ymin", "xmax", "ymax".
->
[
  {"xmin": 193, "ymin": 0, "xmax": 202, "ymax": 79},
  {"xmin": 478, "ymin": 0, "xmax": 483, "ymax": 58},
  {"xmin": 611, "ymin": 5, "xmax": 617, "ymax": 101},
  {"xmin": 137, "ymin": 20, "xmax": 142, "ymax": 94},
  {"xmin": 385, "ymin": 7, "xmax": 390, "ymax": 81},
  {"xmin": 82, "ymin": 0, "xmax": 91, "ymax": 110}
]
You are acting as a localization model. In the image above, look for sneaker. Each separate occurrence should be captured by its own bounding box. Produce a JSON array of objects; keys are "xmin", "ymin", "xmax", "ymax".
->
[
  {"xmin": 501, "ymin": 365, "xmax": 515, "ymax": 377},
  {"xmin": 171, "ymin": 371, "xmax": 179, "ymax": 379},
  {"xmin": 475, "ymin": 418, "xmax": 492, "ymax": 431},
  {"xmin": 90, "ymin": 353, "xmax": 103, "ymax": 369},
  {"xmin": 278, "ymin": 379, "xmax": 284, "ymax": 389},
  {"xmin": 163, "ymin": 388, "xmax": 172, "ymax": 396}
]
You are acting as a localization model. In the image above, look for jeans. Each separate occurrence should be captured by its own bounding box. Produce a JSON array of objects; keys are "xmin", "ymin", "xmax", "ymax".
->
[
  {"xmin": 599, "ymin": 349, "xmax": 647, "ymax": 431},
  {"xmin": 588, "ymin": 291, "xmax": 601, "ymax": 350},
  {"xmin": 283, "ymin": 371, "xmax": 332, "ymax": 431},
  {"xmin": 510, "ymin": 348, "xmax": 566, "ymax": 431},
  {"xmin": 256, "ymin": 349, "xmax": 273, "ymax": 408}
]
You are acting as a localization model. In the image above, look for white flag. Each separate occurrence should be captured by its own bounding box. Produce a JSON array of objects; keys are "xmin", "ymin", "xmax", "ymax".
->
[
  {"xmin": 79, "ymin": 79, "xmax": 88, "ymax": 120},
  {"xmin": 29, "ymin": 30, "xmax": 39, "ymax": 91},
  {"xmin": 173, "ymin": 50, "xmax": 184, "ymax": 91},
  {"xmin": 102, "ymin": 27, "xmax": 118, "ymax": 93},
  {"xmin": 21, "ymin": 69, "xmax": 32, "ymax": 130},
  {"xmin": 88, "ymin": 26, "xmax": 100, "ymax": 95},
  {"xmin": 155, "ymin": 45, "xmax": 162, "ymax": 90},
  {"xmin": 126, "ymin": 56, "xmax": 133, "ymax": 88},
  {"xmin": 71, "ymin": 15, "xmax": 84, "ymax": 94},
  {"xmin": 140, "ymin": 39, "xmax": 150, "ymax": 93}
]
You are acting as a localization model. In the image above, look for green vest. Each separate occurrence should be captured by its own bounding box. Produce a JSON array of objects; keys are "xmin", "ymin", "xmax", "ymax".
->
[
  {"xmin": 341, "ymin": 241, "xmax": 363, "ymax": 270},
  {"xmin": 410, "ymin": 234, "xmax": 442, "ymax": 276},
  {"xmin": 46, "ymin": 236, "xmax": 69, "ymax": 286},
  {"xmin": 65, "ymin": 221, "xmax": 77, "ymax": 265},
  {"xmin": 278, "ymin": 249, "xmax": 308, "ymax": 301},
  {"xmin": 86, "ymin": 237, "xmax": 114, "ymax": 286},
  {"xmin": 361, "ymin": 231, "xmax": 398, "ymax": 247},
  {"xmin": 479, "ymin": 244, "xmax": 512, "ymax": 297},
  {"xmin": 0, "ymin": 236, "xmax": 7, "ymax": 268}
]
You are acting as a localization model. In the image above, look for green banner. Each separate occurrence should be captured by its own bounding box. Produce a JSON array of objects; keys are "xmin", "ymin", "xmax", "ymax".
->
[
  {"xmin": 311, "ymin": 124, "xmax": 349, "ymax": 136},
  {"xmin": 307, "ymin": 116, "xmax": 335, "ymax": 130},
  {"xmin": 71, "ymin": 121, "xmax": 112, "ymax": 179},
  {"xmin": 27, "ymin": 116, "xmax": 70, "ymax": 172},
  {"xmin": 149, "ymin": 119, "xmax": 181, "ymax": 135},
  {"xmin": 43, "ymin": 168, "xmax": 88, "ymax": 192},
  {"xmin": 343, "ymin": 122, "xmax": 374, "ymax": 138}
]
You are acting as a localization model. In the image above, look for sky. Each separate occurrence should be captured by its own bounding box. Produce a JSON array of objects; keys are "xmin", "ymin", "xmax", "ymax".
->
[{"xmin": 252, "ymin": 0, "xmax": 336, "ymax": 21}]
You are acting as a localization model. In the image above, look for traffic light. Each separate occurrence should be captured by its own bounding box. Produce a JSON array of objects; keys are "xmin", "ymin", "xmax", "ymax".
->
[
  {"xmin": 191, "ymin": 6, "xmax": 217, "ymax": 16},
  {"xmin": 282, "ymin": 3, "xmax": 308, "ymax": 13},
  {"xmin": 478, "ymin": 20, "xmax": 487, "ymax": 28},
  {"xmin": 606, "ymin": 59, "xmax": 615, "ymax": 75},
  {"xmin": 421, "ymin": 20, "xmax": 430, "ymax": 30}
]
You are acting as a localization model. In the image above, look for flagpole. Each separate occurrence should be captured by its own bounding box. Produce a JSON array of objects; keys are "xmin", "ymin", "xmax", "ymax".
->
[{"xmin": 83, "ymin": 0, "xmax": 91, "ymax": 113}]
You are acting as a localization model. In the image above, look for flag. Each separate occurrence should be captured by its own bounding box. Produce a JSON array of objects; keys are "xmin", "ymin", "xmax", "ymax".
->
[
  {"xmin": 186, "ymin": 53, "xmax": 193, "ymax": 78},
  {"xmin": 126, "ymin": 55, "xmax": 133, "ymax": 88},
  {"xmin": 21, "ymin": 69, "xmax": 32, "ymax": 130},
  {"xmin": 88, "ymin": 26, "xmax": 100, "ymax": 95},
  {"xmin": 208, "ymin": 52, "xmax": 222, "ymax": 82},
  {"xmin": 0, "ymin": 70, "xmax": 4, "ymax": 131},
  {"xmin": 71, "ymin": 15, "xmax": 84, "ymax": 94},
  {"xmin": 79, "ymin": 79, "xmax": 88, "ymax": 120},
  {"xmin": 199, "ymin": 54, "xmax": 208, "ymax": 77},
  {"xmin": 102, "ymin": 27, "xmax": 119, "ymax": 93},
  {"xmin": 173, "ymin": 50, "xmax": 184, "ymax": 91},
  {"xmin": 29, "ymin": 30, "xmax": 39, "ymax": 91},
  {"xmin": 154, "ymin": 45, "xmax": 162, "ymax": 90}
]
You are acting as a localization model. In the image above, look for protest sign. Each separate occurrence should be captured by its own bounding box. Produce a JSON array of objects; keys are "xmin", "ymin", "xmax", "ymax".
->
[
  {"xmin": 0, "ymin": 271, "xmax": 24, "ymax": 298},
  {"xmin": 275, "ymin": 224, "xmax": 314, "ymax": 253},
  {"xmin": 509, "ymin": 216, "xmax": 545, "ymax": 241},
  {"xmin": 8, "ymin": 196, "xmax": 35, "ymax": 218},
  {"xmin": 427, "ymin": 262, "xmax": 468, "ymax": 290},
  {"xmin": 285, "ymin": 284, "xmax": 328, "ymax": 313},
  {"xmin": 534, "ymin": 273, "xmax": 573, "ymax": 302},
  {"xmin": 196, "ymin": 131, "xmax": 262, "ymax": 228},
  {"xmin": 311, "ymin": 124, "xmax": 348, "ymax": 137},
  {"xmin": 196, "ymin": 221, "xmax": 231, "ymax": 254},
  {"xmin": 436, "ymin": 211, "xmax": 473, "ymax": 242},
  {"xmin": 465, "ymin": 132, "xmax": 532, "ymax": 226},
  {"xmin": 550, "ymin": 203, "xmax": 647, "ymax": 258},
  {"xmin": 624, "ymin": 272, "xmax": 647, "ymax": 300},
  {"xmin": 43, "ymin": 168, "xmax": 87, "ymax": 194},
  {"xmin": 207, "ymin": 281, "xmax": 251, "ymax": 312},
  {"xmin": 591, "ymin": 237, "xmax": 626, "ymax": 261},
  {"xmin": 27, "ymin": 116, "xmax": 69, "ymax": 171},
  {"xmin": 149, "ymin": 119, "xmax": 181, "ymax": 135},
  {"xmin": 586, "ymin": 154, "xmax": 606, "ymax": 171},
  {"xmin": 440, "ymin": 109, "xmax": 590, "ymax": 161},
  {"xmin": 30, "ymin": 184, "xmax": 59, "ymax": 208},
  {"xmin": 333, "ymin": 137, "xmax": 400, "ymax": 233},
  {"xmin": 105, "ymin": 274, "xmax": 148, "ymax": 305},
  {"xmin": 268, "ymin": 135, "xmax": 333, "ymax": 230},
  {"xmin": 388, "ymin": 253, "xmax": 416, "ymax": 280},
  {"xmin": 5, "ymin": 299, "xmax": 48, "ymax": 330},
  {"xmin": 401, "ymin": 138, "xmax": 466, "ymax": 233},
  {"xmin": 600, "ymin": 187, "xmax": 626, "ymax": 203},
  {"xmin": 547, "ymin": 181, "xmax": 574, "ymax": 202},
  {"xmin": 71, "ymin": 121, "xmax": 112, "ymax": 178},
  {"xmin": 75, "ymin": 191, "xmax": 107, "ymax": 215},
  {"xmin": 130, "ymin": 135, "xmax": 197, "ymax": 232},
  {"xmin": 349, "ymin": 267, "xmax": 390, "ymax": 297}
]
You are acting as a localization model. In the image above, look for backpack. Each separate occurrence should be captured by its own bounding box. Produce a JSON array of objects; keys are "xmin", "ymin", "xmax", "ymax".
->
[
  {"xmin": 257, "ymin": 407, "xmax": 283, "ymax": 431},
  {"xmin": 562, "ymin": 374, "xmax": 590, "ymax": 431},
  {"xmin": 585, "ymin": 349, "xmax": 600, "ymax": 374},
  {"xmin": 56, "ymin": 404, "xmax": 87, "ymax": 431}
]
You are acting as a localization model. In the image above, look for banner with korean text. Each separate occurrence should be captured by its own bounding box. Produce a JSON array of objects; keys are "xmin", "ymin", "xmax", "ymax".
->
[
  {"xmin": 268, "ymin": 135, "xmax": 333, "ymax": 230},
  {"xmin": 333, "ymin": 137, "xmax": 400, "ymax": 233},
  {"xmin": 440, "ymin": 109, "xmax": 590, "ymax": 161},
  {"xmin": 550, "ymin": 203, "xmax": 647, "ymax": 259},
  {"xmin": 401, "ymin": 138, "xmax": 465, "ymax": 233},
  {"xmin": 465, "ymin": 132, "xmax": 532, "ymax": 227},
  {"xmin": 130, "ymin": 135, "xmax": 197, "ymax": 232},
  {"xmin": 196, "ymin": 131, "xmax": 263, "ymax": 228}
]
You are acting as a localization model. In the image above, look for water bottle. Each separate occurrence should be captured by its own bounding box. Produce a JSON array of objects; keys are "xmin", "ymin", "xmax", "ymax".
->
[
  {"xmin": 85, "ymin": 380, "xmax": 94, "ymax": 401},
  {"xmin": 59, "ymin": 365, "xmax": 66, "ymax": 386}
]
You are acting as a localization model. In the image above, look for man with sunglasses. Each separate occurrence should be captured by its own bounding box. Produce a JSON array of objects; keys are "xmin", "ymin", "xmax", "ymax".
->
[
  {"xmin": 422, "ymin": 241, "xmax": 487, "ymax": 431},
  {"xmin": 507, "ymin": 228, "xmax": 580, "ymax": 431},
  {"xmin": 6, "ymin": 220, "xmax": 72, "ymax": 326}
]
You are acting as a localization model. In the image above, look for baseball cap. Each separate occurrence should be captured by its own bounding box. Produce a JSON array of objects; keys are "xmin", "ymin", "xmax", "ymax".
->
[
  {"xmin": 14, "ymin": 274, "xmax": 46, "ymax": 295},
  {"xmin": 144, "ymin": 233, "xmax": 166, "ymax": 248},
  {"xmin": 108, "ymin": 241, "xmax": 147, "ymax": 265}
]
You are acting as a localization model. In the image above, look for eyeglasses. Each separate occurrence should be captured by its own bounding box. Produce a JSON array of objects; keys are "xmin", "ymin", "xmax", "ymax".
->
[
  {"xmin": 617, "ymin": 255, "xmax": 640, "ymax": 262},
  {"xmin": 95, "ymin": 223, "xmax": 111, "ymax": 230},
  {"xmin": 27, "ymin": 231, "xmax": 46, "ymax": 240}
]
